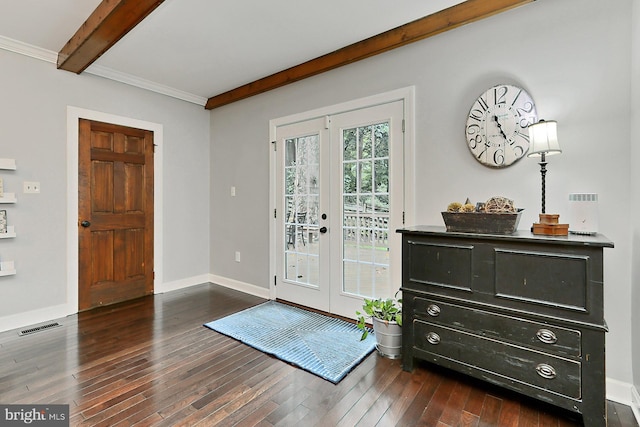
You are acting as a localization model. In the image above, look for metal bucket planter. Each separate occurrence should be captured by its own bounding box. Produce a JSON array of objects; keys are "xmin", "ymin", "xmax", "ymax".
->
[{"xmin": 373, "ymin": 317, "xmax": 402, "ymax": 359}]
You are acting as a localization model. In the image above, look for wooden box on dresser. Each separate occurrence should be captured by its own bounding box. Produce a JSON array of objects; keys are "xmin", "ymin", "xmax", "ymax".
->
[{"xmin": 397, "ymin": 226, "xmax": 614, "ymax": 427}]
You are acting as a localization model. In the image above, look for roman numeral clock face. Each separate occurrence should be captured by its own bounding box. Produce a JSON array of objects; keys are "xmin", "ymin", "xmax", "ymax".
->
[{"xmin": 465, "ymin": 84, "xmax": 538, "ymax": 168}]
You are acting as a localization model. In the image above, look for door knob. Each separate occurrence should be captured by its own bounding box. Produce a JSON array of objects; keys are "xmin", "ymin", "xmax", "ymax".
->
[
  {"xmin": 80, "ymin": 220, "xmax": 91, "ymax": 228},
  {"xmin": 319, "ymin": 226, "xmax": 328, "ymax": 234}
]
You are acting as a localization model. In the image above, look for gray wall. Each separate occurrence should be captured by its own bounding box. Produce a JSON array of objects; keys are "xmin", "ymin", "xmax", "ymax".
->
[
  {"xmin": 210, "ymin": 0, "xmax": 636, "ymax": 388},
  {"xmin": 632, "ymin": 0, "xmax": 640, "ymax": 399},
  {"xmin": 0, "ymin": 50, "xmax": 210, "ymax": 322}
]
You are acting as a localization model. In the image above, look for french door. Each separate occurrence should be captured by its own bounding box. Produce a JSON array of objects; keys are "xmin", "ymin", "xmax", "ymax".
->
[{"xmin": 274, "ymin": 100, "xmax": 404, "ymax": 319}]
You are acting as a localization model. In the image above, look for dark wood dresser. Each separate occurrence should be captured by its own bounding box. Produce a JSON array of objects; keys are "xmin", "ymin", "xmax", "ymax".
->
[{"xmin": 397, "ymin": 226, "xmax": 614, "ymax": 426}]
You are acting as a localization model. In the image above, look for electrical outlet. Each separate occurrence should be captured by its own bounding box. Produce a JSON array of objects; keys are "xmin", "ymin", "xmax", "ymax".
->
[
  {"xmin": 23, "ymin": 181, "xmax": 40, "ymax": 194},
  {"xmin": 235, "ymin": 251, "xmax": 241, "ymax": 262},
  {"xmin": 231, "ymin": 186, "xmax": 236, "ymax": 197}
]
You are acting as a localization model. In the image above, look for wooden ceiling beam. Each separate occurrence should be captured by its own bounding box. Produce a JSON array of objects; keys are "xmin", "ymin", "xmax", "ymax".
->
[
  {"xmin": 205, "ymin": 0, "xmax": 534, "ymax": 110},
  {"xmin": 57, "ymin": 0, "xmax": 165, "ymax": 73}
]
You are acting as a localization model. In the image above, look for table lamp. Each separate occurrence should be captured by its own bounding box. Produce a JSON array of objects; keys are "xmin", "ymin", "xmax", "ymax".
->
[{"xmin": 527, "ymin": 120, "xmax": 569, "ymax": 235}]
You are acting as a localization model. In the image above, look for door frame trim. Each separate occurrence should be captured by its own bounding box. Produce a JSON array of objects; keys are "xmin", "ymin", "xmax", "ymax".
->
[
  {"xmin": 268, "ymin": 86, "xmax": 415, "ymax": 302},
  {"xmin": 66, "ymin": 106, "xmax": 164, "ymax": 313}
]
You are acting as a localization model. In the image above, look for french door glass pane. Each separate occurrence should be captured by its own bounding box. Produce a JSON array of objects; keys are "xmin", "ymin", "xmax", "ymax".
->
[
  {"xmin": 342, "ymin": 122, "xmax": 390, "ymax": 299},
  {"xmin": 284, "ymin": 135, "xmax": 319, "ymax": 287}
]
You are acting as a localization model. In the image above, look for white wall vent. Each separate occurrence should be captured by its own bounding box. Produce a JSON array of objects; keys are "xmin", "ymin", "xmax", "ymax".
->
[{"xmin": 568, "ymin": 193, "xmax": 598, "ymax": 235}]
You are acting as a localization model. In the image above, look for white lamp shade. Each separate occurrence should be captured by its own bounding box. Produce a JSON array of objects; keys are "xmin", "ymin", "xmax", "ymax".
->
[{"xmin": 527, "ymin": 120, "xmax": 561, "ymax": 157}]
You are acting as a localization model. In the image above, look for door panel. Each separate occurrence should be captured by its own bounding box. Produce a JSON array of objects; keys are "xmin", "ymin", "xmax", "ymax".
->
[
  {"xmin": 78, "ymin": 119, "xmax": 154, "ymax": 311},
  {"xmin": 275, "ymin": 118, "xmax": 329, "ymax": 312},
  {"xmin": 330, "ymin": 101, "xmax": 404, "ymax": 318}
]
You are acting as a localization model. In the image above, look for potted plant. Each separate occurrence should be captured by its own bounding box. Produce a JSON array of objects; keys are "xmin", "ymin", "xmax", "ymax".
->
[{"xmin": 356, "ymin": 291, "xmax": 402, "ymax": 359}]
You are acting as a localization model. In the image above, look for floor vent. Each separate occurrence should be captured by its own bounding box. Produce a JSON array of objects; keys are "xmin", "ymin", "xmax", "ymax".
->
[{"xmin": 19, "ymin": 322, "xmax": 62, "ymax": 336}]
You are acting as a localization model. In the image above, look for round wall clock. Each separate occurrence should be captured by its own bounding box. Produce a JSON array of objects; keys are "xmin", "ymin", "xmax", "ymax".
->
[{"xmin": 465, "ymin": 84, "xmax": 538, "ymax": 168}]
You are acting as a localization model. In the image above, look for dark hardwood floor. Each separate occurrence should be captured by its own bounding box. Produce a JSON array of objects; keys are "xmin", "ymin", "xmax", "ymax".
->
[{"xmin": 0, "ymin": 284, "xmax": 637, "ymax": 426}]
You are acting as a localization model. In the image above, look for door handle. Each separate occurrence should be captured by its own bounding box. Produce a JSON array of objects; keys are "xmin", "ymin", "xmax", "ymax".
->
[
  {"xmin": 80, "ymin": 220, "xmax": 91, "ymax": 228},
  {"xmin": 319, "ymin": 226, "xmax": 328, "ymax": 234}
]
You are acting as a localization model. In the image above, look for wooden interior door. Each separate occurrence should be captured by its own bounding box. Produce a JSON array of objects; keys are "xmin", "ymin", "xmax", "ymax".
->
[{"xmin": 78, "ymin": 119, "xmax": 154, "ymax": 311}]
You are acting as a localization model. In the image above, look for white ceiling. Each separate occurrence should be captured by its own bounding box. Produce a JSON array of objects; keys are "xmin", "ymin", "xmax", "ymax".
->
[{"xmin": 0, "ymin": 0, "xmax": 465, "ymax": 105}]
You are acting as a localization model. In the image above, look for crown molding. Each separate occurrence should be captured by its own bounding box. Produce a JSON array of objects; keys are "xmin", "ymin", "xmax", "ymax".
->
[
  {"xmin": 0, "ymin": 35, "xmax": 207, "ymax": 107},
  {"xmin": 85, "ymin": 63, "xmax": 207, "ymax": 106},
  {"xmin": 0, "ymin": 35, "xmax": 57, "ymax": 63}
]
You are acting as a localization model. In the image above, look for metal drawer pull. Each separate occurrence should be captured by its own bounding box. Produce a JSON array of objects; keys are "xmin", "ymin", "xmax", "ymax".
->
[
  {"xmin": 536, "ymin": 328, "xmax": 558, "ymax": 344},
  {"xmin": 426, "ymin": 332, "xmax": 441, "ymax": 345},
  {"xmin": 535, "ymin": 363, "xmax": 557, "ymax": 379},
  {"xmin": 426, "ymin": 304, "xmax": 441, "ymax": 317}
]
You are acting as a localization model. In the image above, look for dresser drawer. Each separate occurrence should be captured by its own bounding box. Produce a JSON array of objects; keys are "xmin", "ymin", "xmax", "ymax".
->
[
  {"xmin": 413, "ymin": 320, "xmax": 582, "ymax": 400},
  {"xmin": 412, "ymin": 296, "xmax": 581, "ymax": 357}
]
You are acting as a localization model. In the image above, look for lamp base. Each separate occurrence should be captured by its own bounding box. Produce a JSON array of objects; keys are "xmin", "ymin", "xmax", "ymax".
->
[{"xmin": 532, "ymin": 213, "xmax": 569, "ymax": 236}]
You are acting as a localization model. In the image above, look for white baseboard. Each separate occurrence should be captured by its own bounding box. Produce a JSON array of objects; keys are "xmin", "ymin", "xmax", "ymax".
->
[
  {"xmin": 631, "ymin": 385, "xmax": 640, "ymax": 425},
  {"xmin": 607, "ymin": 377, "xmax": 633, "ymax": 404},
  {"xmin": 156, "ymin": 274, "xmax": 212, "ymax": 294},
  {"xmin": 0, "ymin": 303, "xmax": 73, "ymax": 334},
  {"xmin": 0, "ymin": 274, "xmax": 203, "ymax": 334},
  {"xmin": 158, "ymin": 274, "xmax": 270, "ymax": 300},
  {"xmin": 208, "ymin": 274, "xmax": 271, "ymax": 300},
  {"xmin": 606, "ymin": 377, "xmax": 640, "ymax": 423},
  {"xmin": 0, "ymin": 275, "xmax": 270, "ymax": 334}
]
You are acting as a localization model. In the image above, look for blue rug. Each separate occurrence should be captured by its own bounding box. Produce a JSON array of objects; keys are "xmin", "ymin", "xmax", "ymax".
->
[{"xmin": 204, "ymin": 301, "xmax": 376, "ymax": 383}]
